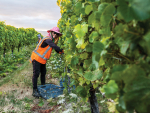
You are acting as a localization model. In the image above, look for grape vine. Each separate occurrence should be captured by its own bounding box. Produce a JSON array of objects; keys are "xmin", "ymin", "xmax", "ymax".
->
[
  {"xmin": 57, "ymin": 0, "xmax": 150, "ymax": 112},
  {"xmin": 0, "ymin": 21, "xmax": 42, "ymax": 54}
]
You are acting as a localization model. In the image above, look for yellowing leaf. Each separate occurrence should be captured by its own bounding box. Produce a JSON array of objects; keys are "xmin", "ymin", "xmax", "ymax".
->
[
  {"xmin": 85, "ymin": 80, "xmax": 90, "ymax": 85},
  {"xmin": 93, "ymin": 83, "xmax": 99, "ymax": 89},
  {"xmin": 101, "ymin": 37, "xmax": 110, "ymax": 43},
  {"xmin": 106, "ymin": 101, "xmax": 119, "ymax": 113},
  {"xmin": 76, "ymin": 38, "xmax": 85, "ymax": 48},
  {"xmin": 99, "ymin": 57, "xmax": 105, "ymax": 66},
  {"xmin": 81, "ymin": 42, "xmax": 88, "ymax": 49},
  {"xmin": 78, "ymin": 77, "xmax": 86, "ymax": 86}
]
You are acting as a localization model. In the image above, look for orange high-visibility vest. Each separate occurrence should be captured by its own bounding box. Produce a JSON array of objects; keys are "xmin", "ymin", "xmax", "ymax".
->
[{"xmin": 30, "ymin": 36, "xmax": 53, "ymax": 64}]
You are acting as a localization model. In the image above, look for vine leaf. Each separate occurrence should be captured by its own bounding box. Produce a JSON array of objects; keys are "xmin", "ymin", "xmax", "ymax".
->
[
  {"xmin": 89, "ymin": 31, "xmax": 99, "ymax": 43},
  {"xmin": 73, "ymin": 24, "xmax": 85, "ymax": 38},
  {"xmin": 88, "ymin": 12, "xmax": 95, "ymax": 24},
  {"xmin": 93, "ymin": 41, "xmax": 104, "ymax": 53},
  {"xmin": 99, "ymin": 57, "xmax": 105, "ymax": 66},
  {"xmin": 76, "ymin": 86, "xmax": 87, "ymax": 98},
  {"xmin": 92, "ymin": 53, "xmax": 100, "ymax": 70},
  {"xmin": 100, "ymin": 3, "xmax": 115, "ymax": 27},
  {"xmin": 83, "ymin": 59, "xmax": 92, "ymax": 69},
  {"xmin": 80, "ymin": 52, "xmax": 88, "ymax": 60},
  {"xmin": 100, "ymin": 3, "xmax": 115, "ymax": 37},
  {"xmin": 103, "ymin": 80, "xmax": 118, "ymax": 94},
  {"xmin": 102, "ymin": 80, "xmax": 118, "ymax": 99},
  {"xmin": 121, "ymin": 65, "xmax": 150, "ymax": 112},
  {"xmin": 75, "ymin": 2, "xmax": 82, "ymax": 15},
  {"xmin": 139, "ymin": 32, "xmax": 150, "ymax": 55},
  {"xmin": 83, "ymin": 69, "xmax": 103, "ymax": 81},
  {"xmin": 85, "ymin": 44, "xmax": 92, "ymax": 52},
  {"xmin": 111, "ymin": 64, "xmax": 128, "ymax": 81},
  {"xmin": 85, "ymin": 5, "xmax": 93, "ymax": 15},
  {"xmin": 73, "ymin": 24, "xmax": 88, "ymax": 48},
  {"xmin": 117, "ymin": 0, "xmax": 150, "ymax": 22},
  {"xmin": 76, "ymin": 38, "xmax": 85, "ymax": 48},
  {"xmin": 71, "ymin": 56, "xmax": 79, "ymax": 66},
  {"xmin": 120, "ymin": 41, "xmax": 130, "ymax": 55}
]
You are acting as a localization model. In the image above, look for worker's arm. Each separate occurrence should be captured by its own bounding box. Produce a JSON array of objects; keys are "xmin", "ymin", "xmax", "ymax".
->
[{"xmin": 45, "ymin": 39, "xmax": 64, "ymax": 53}]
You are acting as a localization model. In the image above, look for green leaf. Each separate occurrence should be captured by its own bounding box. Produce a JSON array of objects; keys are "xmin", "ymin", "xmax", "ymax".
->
[
  {"xmin": 89, "ymin": 31, "xmax": 99, "ymax": 43},
  {"xmin": 93, "ymin": 41, "xmax": 104, "ymax": 53},
  {"xmin": 83, "ymin": 59, "xmax": 92, "ymax": 69},
  {"xmin": 71, "ymin": 56, "xmax": 79, "ymax": 65},
  {"xmin": 81, "ymin": 24, "xmax": 88, "ymax": 34},
  {"xmin": 121, "ymin": 65, "xmax": 146, "ymax": 85},
  {"xmin": 92, "ymin": 69, "xmax": 103, "ymax": 80},
  {"xmin": 69, "ymin": 36, "xmax": 76, "ymax": 51},
  {"xmin": 114, "ymin": 23, "xmax": 131, "ymax": 41},
  {"xmin": 88, "ymin": 12, "xmax": 95, "ymax": 24},
  {"xmin": 139, "ymin": 32, "xmax": 150, "ymax": 55},
  {"xmin": 88, "ymin": 63, "xmax": 96, "ymax": 71},
  {"xmin": 73, "ymin": 24, "xmax": 88, "ymax": 38},
  {"xmin": 92, "ymin": 53, "xmax": 100, "ymax": 70},
  {"xmin": 73, "ymin": 24, "xmax": 88, "ymax": 48},
  {"xmin": 76, "ymin": 38, "xmax": 85, "ymax": 48},
  {"xmin": 117, "ymin": 0, "xmax": 150, "ymax": 22},
  {"xmin": 98, "ymin": 3, "xmax": 108, "ymax": 14},
  {"xmin": 100, "ymin": 3, "xmax": 115, "ymax": 27},
  {"xmin": 76, "ymin": 86, "xmax": 87, "ymax": 98},
  {"xmin": 75, "ymin": 2, "xmax": 82, "ymax": 15},
  {"xmin": 99, "ymin": 57, "xmax": 105, "ymax": 66},
  {"xmin": 111, "ymin": 64, "xmax": 128, "ymax": 81},
  {"xmin": 94, "ymin": 11, "xmax": 101, "ymax": 20},
  {"xmin": 99, "ymin": 27, "xmax": 111, "ymax": 37},
  {"xmin": 124, "ymin": 87, "xmax": 150, "ymax": 113},
  {"xmin": 70, "ymin": 79, "xmax": 75, "ymax": 86},
  {"xmin": 120, "ymin": 41, "xmax": 130, "ymax": 55},
  {"xmin": 73, "ymin": 24, "xmax": 85, "ymax": 38},
  {"xmin": 80, "ymin": 52, "xmax": 88, "ymax": 60},
  {"xmin": 103, "ymin": 80, "xmax": 118, "ymax": 94},
  {"xmin": 92, "ymin": 20, "xmax": 100, "ymax": 31},
  {"xmin": 85, "ymin": 44, "xmax": 92, "ymax": 52},
  {"xmin": 118, "ymin": 96, "xmax": 126, "ymax": 110},
  {"xmin": 71, "ymin": 15, "xmax": 77, "ymax": 24},
  {"xmin": 85, "ymin": 5, "xmax": 93, "ymax": 15},
  {"xmin": 83, "ymin": 71, "xmax": 93, "ymax": 81},
  {"xmin": 99, "ymin": 3, "xmax": 115, "ymax": 37},
  {"xmin": 77, "ymin": 67, "xmax": 84, "ymax": 75},
  {"xmin": 123, "ymin": 74, "xmax": 150, "ymax": 112},
  {"xmin": 84, "ymin": 69, "xmax": 103, "ymax": 81}
]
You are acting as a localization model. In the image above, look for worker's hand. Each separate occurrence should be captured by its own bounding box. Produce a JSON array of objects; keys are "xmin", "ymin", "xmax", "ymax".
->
[{"xmin": 59, "ymin": 50, "xmax": 64, "ymax": 54}]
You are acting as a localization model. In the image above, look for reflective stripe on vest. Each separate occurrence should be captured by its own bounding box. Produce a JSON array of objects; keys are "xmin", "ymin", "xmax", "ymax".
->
[
  {"xmin": 33, "ymin": 37, "xmax": 51, "ymax": 60},
  {"xmin": 30, "ymin": 58, "xmax": 32, "ymax": 62}
]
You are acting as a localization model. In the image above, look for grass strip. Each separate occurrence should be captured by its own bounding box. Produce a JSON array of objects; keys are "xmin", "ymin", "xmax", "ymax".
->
[{"xmin": 0, "ymin": 60, "xmax": 30, "ymax": 87}]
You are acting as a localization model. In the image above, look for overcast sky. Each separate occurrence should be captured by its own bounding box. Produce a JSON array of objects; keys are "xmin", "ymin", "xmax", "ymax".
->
[{"xmin": 0, "ymin": 0, "xmax": 61, "ymax": 35}]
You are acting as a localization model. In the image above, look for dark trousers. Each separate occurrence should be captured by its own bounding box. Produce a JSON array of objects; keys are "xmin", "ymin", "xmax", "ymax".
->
[{"xmin": 32, "ymin": 60, "xmax": 46, "ymax": 89}]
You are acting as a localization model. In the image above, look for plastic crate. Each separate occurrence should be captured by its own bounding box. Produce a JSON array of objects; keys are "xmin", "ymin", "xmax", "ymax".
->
[
  {"xmin": 37, "ymin": 84, "xmax": 65, "ymax": 99},
  {"xmin": 37, "ymin": 77, "xmax": 76, "ymax": 99}
]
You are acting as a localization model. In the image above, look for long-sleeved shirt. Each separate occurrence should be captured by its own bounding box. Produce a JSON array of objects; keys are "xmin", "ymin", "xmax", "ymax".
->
[{"xmin": 41, "ymin": 39, "xmax": 63, "ymax": 53}]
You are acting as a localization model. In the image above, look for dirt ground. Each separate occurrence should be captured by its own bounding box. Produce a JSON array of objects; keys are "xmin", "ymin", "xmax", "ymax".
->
[{"xmin": 0, "ymin": 62, "xmax": 62, "ymax": 113}]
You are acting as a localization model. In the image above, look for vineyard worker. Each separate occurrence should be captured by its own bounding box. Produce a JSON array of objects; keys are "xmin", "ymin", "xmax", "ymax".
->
[{"xmin": 30, "ymin": 27, "xmax": 64, "ymax": 98}]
